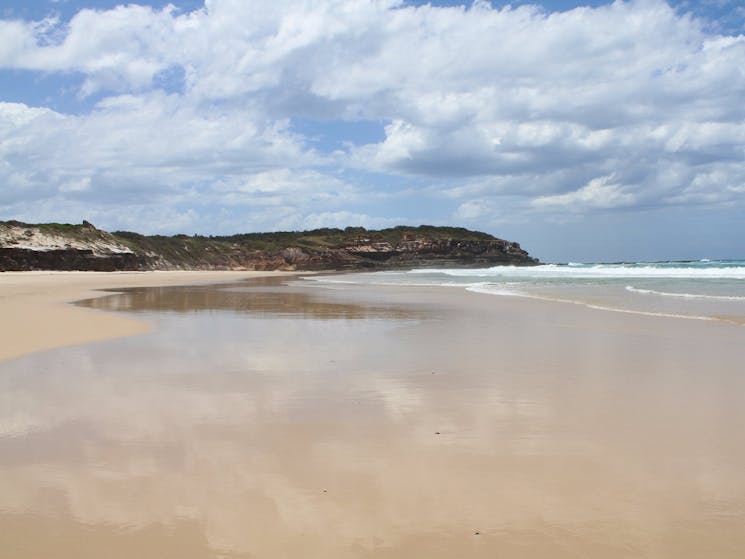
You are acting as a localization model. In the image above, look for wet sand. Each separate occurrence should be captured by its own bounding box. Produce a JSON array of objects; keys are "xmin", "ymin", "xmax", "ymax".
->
[
  {"xmin": 1, "ymin": 276, "xmax": 745, "ymax": 557},
  {"xmin": 0, "ymin": 271, "xmax": 290, "ymax": 362}
]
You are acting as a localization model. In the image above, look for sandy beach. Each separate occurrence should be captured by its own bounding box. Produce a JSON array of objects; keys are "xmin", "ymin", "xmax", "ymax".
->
[
  {"xmin": 0, "ymin": 271, "xmax": 291, "ymax": 363},
  {"xmin": 1, "ymin": 273, "xmax": 744, "ymax": 558}
]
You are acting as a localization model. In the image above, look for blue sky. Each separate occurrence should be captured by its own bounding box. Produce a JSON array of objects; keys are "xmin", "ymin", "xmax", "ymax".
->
[{"xmin": 1, "ymin": 0, "xmax": 745, "ymax": 262}]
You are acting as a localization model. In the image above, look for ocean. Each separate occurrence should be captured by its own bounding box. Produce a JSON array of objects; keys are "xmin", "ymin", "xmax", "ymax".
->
[{"xmin": 304, "ymin": 260, "xmax": 745, "ymax": 324}]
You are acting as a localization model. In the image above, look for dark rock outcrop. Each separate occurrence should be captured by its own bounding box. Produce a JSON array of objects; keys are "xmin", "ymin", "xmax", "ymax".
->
[{"xmin": 0, "ymin": 247, "xmax": 152, "ymax": 271}]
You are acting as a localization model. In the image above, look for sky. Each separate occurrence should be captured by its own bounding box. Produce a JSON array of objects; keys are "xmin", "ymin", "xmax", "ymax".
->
[{"xmin": 1, "ymin": 0, "xmax": 744, "ymax": 262}]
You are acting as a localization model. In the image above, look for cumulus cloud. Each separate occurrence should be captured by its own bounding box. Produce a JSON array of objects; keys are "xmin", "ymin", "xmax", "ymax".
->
[
  {"xmin": 533, "ymin": 176, "xmax": 637, "ymax": 211},
  {"xmin": 0, "ymin": 0, "xmax": 744, "ymax": 241},
  {"xmin": 293, "ymin": 210, "xmax": 401, "ymax": 231}
]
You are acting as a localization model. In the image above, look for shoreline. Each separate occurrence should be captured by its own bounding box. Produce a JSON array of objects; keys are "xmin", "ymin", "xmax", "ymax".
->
[
  {"xmin": 3, "ymin": 268, "xmax": 741, "ymax": 364},
  {"xmin": 307, "ymin": 265, "xmax": 745, "ymax": 326},
  {"xmin": 0, "ymin": 270, "xmax": 294, "ymax": 363}
]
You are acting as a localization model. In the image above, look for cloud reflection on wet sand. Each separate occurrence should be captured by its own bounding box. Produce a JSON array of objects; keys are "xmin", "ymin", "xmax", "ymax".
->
[{"xmin": 2, "ymin": 278, "xmax": 745, "ymax": 557}]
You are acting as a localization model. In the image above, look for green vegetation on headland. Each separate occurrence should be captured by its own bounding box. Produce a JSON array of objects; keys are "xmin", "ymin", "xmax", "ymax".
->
[
  {"xmin": 0, "ymin": 220, "xmax": 538, "ymax": 271},
  {"xmin": 112, "ymin": 224, "xmax": 497, "ymax": 254}
]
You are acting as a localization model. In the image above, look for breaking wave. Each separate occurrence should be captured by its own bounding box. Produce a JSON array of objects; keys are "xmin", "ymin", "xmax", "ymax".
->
[{"xmin": 409, "ymin": 262, "xmax": 745, "ymax": 280}]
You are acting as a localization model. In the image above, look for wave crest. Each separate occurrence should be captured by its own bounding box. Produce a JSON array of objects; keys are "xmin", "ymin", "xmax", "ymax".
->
[{"xmin": 409, "ymin": 263, "xmax": 745, "ymax": 279}]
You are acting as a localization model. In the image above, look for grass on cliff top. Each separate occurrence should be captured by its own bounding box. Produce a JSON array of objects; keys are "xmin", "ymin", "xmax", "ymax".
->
[
  {"xmin": 3, "ymin": 220, "xmax": 81, "ymax": 234},
  {"xmin": 225, "ymin": 225, "xmax": 498, "ymax": 248},
  {"xmin": 112, "ymin": 225, "xmax": 497, "ymax": 253},
  {"xmin": 110, "ymin": 232, "xmax": 239, "ymax": 262},
  {"xmin": 0, "ymin": 220, "xmax": 111, "ymax": 242}
]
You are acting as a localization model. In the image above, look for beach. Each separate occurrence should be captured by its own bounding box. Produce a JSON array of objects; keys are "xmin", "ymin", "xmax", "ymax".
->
[
  {"xmin": 1, "ymin": 272, "xmax": 744, "ymax": 558},
  {"xmin": 0, "ymin": 271, "xmax": 290, "ymax": 363}
]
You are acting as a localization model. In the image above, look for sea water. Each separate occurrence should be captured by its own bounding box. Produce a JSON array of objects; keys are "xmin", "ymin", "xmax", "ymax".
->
[{"xmin": 304, "ymin": 260, "xmax": 745, "ymax": 324}]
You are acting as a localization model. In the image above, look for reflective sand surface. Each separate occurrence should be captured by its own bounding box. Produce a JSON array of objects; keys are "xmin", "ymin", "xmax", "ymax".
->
[{"xmin": 1, "ymin": 277, "xmax": 745, "ymax": 558}]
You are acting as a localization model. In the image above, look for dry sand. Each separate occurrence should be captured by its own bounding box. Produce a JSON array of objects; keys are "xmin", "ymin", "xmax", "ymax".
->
[{"xmin": 0, "ymin": 270, "xmax": 291, "ymax": 362}]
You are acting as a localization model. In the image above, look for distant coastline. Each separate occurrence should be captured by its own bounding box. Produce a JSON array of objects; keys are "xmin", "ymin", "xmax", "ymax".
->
[{"xmin": 0, "ymin": 220, "xmax": 538, "ymax": 272}]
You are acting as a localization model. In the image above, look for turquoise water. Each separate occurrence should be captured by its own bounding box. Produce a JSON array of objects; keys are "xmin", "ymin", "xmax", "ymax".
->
[{"xmin": 304, "ymin": 260, "xmax": 745, "ymax": 324}]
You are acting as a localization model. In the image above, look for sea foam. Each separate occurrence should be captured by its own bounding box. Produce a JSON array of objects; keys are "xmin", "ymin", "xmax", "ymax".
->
[
  {"xmin": 625, "ymin": 285, "xmax": 745, "ymax": 301},
  {"xmin": 409, "ymin": 262, "xmax": 745, "ymax": 279}
]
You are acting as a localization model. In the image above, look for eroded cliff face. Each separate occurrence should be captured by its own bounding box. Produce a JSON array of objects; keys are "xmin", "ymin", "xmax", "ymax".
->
[
  {"xmin": 0, "ymin": 221, "xmax": 538, "ymax": 272},
  {"xmin": 0, "ymin": 247, "xmax": 152, "ymax": 271},
  {"xmin": 277, "ymin": 236, "xmax": 535, "ymax": 270},
  {"xmin": 0, "ymin": 221, "xmax": 154, "ymax": 271}
]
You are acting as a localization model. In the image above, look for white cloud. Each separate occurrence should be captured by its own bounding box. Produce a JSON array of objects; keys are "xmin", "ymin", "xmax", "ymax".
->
[
  {"xmin": 0, "ymin": 0, "xmax": 744, "ymax": 237},
  {"xmin": 0, "ymin": 95, "xmax": 310, "ymax": 200},
  {"xmin": 454, "ymin": 200, "xmax": 489, "ymax": 220},
  {"xmin": 0, "ymin": 20, "xmax": 36, "ymax": 64},
  {"xmin": 296, "ymin": 210, "xmax": 397, "ymax": 230},
  {"xmin": 533, "ymin": 176, "xmax": 637, "ymax": 211},
  {"xmin": 6, "ymin": 5, "xmax": 179, "ymax": 95},
  {"xmin": 59, "ymin": 176, "xmax": 91, "ymax": 193}
]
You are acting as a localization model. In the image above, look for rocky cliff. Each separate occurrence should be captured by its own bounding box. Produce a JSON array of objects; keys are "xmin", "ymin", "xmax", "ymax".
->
[{"xmin": 0, "ymin": 221, "xmax": 538, "ymax": 272}]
